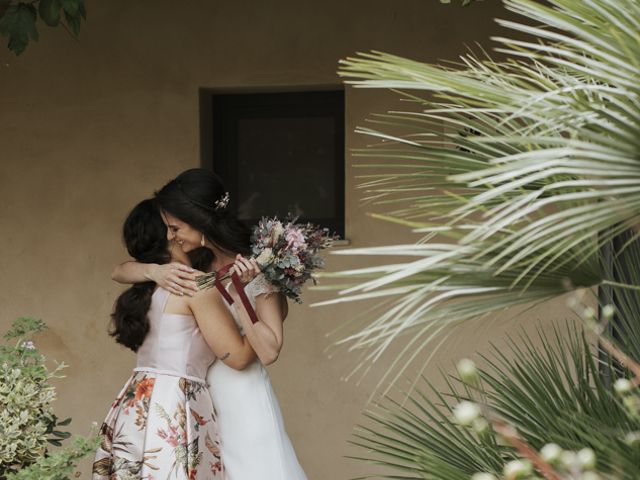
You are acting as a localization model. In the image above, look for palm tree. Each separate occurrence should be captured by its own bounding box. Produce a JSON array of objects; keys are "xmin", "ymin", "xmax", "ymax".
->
[{"xmin": 316, "ymin": 0, "xmax": 640, "ymax": 477}]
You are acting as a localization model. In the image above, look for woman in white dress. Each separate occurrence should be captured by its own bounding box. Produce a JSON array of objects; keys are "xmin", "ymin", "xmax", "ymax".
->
[
  {"xmin": 113, "ymin": 169, "xmax": 308, "ymax": 479},
  {"xmin": 94, "ymin": 198, "xmax": 258, "ymax": 479}
]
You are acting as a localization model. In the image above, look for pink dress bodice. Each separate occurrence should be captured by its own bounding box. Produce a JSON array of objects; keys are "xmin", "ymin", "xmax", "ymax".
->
[{"xmin": 135, "ymin": 287, "xmax": 216, "ymax": 382}]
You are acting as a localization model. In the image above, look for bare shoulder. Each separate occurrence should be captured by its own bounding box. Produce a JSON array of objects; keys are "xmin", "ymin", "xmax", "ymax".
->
[
  {"xmin": 164, "ymin": 292, "xmax": 192, "ymax": 315},
  {"xmin": 187, "ymin": 286, "xmax": 225, "ymax": 309}
]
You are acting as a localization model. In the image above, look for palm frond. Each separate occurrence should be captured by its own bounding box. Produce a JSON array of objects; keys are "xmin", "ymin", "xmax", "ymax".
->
[
  {"xmin": 315, "ymin": 0, "xmax": 640, "ymax": 388},
  {"xmin": 352, "ymin": 324, "xmax": 640, "ymax": 479}
]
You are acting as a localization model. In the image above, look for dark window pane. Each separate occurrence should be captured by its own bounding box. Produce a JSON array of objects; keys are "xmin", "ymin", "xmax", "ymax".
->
[
  {"xmin": 236, "ymin": 116, "xmax": 337, "ymax": 220},
  {"xmin": 203, "ymin": 90, "xmax": 345, "ymax": 237}
]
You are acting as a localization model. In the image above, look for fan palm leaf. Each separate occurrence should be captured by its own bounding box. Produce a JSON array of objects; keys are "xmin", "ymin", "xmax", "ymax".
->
[
  {"xmin": 315, "ymin": 0, "xmax": 640, "ymax": 389},
  {"xmin": 353, "ymin": 324, "xmax": 640, "ymax": 479}
]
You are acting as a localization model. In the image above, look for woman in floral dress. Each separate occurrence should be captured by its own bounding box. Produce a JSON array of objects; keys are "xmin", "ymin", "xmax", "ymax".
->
[
  {"xmin": 93, "ymin": 198, "xmax": 258, "ymax": 480},
  {"xmin": 112, "ymin": 169, "xmax": 308, "ymax": 480}
]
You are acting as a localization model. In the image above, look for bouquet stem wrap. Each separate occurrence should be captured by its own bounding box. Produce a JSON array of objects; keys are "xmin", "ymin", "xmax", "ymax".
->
[{"xmin": 212, "ymin": 263, "xmax": 259, "ymax": 324}]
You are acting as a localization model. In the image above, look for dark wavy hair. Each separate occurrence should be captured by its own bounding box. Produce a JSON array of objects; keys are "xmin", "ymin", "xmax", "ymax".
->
[
  {"xmin": 155, "ymin": 168, "xmax": 251, "ymax": 257},
  {"xmin": 109, "ymin": 198, "xmax": 170, "ymax": 352}
]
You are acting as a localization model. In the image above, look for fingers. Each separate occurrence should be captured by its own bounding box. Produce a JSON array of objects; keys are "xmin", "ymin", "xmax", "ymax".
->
[
  {"xmin": 175, "ymin": 263, "xmax": 195, "ymax": 273},
  {"xmin": 234, "ymin": 254, "xmax": 260, "ymax": 284},
  {"xmin": 167, "ymin": 281, "xmax": 184, "ymax": 296},
  {"xmin": 168, "ymin": 263, "xmax": 198, "ymax": 295},
  {"xmin": 249, "ymin": 258, "xmax": 261, "ymax": 273}
]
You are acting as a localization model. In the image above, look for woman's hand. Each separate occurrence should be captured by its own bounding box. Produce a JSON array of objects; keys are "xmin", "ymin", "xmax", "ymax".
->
[
  {"xmin": 148, "ymin": 262, "xmax": 199, "ymax": 296},
  {"xmin": 231, "ymin": 254, "xmax": 261, "ymax": 285}
]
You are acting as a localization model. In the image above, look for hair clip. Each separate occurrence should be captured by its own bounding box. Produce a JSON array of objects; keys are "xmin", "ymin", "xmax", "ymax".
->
[{"xmin": 214, "ymin": 192, "xmax": 230, "ymax": 210}]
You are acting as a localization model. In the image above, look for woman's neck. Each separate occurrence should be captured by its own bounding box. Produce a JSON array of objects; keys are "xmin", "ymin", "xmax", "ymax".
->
[{"xmin": 208, "ymin": 243, "xmax": 237, "ymax": 272}]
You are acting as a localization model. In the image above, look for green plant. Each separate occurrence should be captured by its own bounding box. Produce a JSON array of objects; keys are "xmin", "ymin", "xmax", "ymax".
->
[
  {"xmin": 316, "ymin": 0, "xmax": 640, "ymax": 391},
  {"xmin": 0, "ymin": 0, "xmax": 86, "ymax": 55},
  {"xmin": 352, "ymin": 323, "xmax": 640, "ymax": 479},
  {"xmin": 0, "ymin": 317, "xmax": 96, "ymax": 478},
  {"xmin": 314, "ymin": 0, "xmax": 640, "ymax": 478},
  {"xmin": 5, "ymin": 436, "xmax": 100, "ymax": 480}
]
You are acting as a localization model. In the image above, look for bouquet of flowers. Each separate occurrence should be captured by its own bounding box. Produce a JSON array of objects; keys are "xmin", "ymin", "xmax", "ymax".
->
[{"xmin": 196, "ymin": 216, "xmax": 337, "ymax": 303}]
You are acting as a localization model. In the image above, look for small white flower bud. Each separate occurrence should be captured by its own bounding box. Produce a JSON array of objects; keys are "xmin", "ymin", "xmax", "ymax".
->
[
  {"xmin": 624, "ymin": 431, "xmax": 640, "ymax": 446},
  {"xmin": 540, "ymin": 443, "xmax": 562, "ymax": 463},
  {"xmin": 623, "ymin": 396, "xmax": 640, "ymax": 412},
  {"xmin": 601, "ymin": 304, "xmax": 615, "ymax": 320},
  {"xmin": 614, "ymin": 378, "xmax": 633, "ymax": 395},
  {"xmin": 471, "ymin": 474, "xmax": 497, "ymax": 480},
  {"xmin": 582, "ymin": 307, "xmax": 596, "ymax": 320},
  {"xmin": 560, "ymin": 451, "xmax": 578, "ymax": 470},
  {"xmin": 457, "ymin": 358, "xmax": 479, "ymax": 385},
  {"xmin": 566, "ymin": 296, "xmax": 579, "ymax": 309},
  {"xmin": 503, "ymin": 460, "xmax": 533, "ymax": 480},
  {"xmin": 472, "ymin": 418, "xmax": 490, "ymax": 435},
  {"xmin": 577, "ymin": 448, "xmax": 596, "ymax": 470},
  {"xmin": 453, "ymin": 401, "xmax": 481, "ymax": 426}
]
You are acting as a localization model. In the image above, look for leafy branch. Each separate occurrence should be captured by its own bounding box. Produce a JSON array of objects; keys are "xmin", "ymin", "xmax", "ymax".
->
[{"xmin": 0, "ymin": 0, "xmax": 86, "ymax": 55}]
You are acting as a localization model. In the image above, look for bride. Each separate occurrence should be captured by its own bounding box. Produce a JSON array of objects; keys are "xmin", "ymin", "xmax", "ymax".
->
[{"xmin": 112, "ymin": 168, "xmax": 308, "ymax": 479}]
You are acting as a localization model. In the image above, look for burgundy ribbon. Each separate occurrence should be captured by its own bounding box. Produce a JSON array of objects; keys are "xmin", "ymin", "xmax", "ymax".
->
[{"xmin": 213, "ymin": 263, "xmax": 260, "ymax": 324}]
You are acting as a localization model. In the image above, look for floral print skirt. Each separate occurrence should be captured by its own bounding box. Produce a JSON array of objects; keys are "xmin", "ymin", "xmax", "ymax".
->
[{"xmin": 92, "ymin": 370, "xmax": 225, "ymax": 480}]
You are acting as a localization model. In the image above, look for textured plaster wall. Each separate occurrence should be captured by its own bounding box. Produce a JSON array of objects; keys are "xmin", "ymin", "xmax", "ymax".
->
[{"xmin": 0, "ymin": 1, "xmax": 566, "ymax": 478}]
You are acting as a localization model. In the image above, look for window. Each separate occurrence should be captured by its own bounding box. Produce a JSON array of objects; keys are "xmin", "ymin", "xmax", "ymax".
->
[{"xmin": 200, "ymin": 90, "xmax": 345, "ymax": 237}]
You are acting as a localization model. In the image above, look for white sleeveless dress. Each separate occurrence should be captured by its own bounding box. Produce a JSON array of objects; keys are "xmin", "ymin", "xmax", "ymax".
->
[{"xmin": 207, "ymin": 274, "xmax": 307, "ymax": 480}]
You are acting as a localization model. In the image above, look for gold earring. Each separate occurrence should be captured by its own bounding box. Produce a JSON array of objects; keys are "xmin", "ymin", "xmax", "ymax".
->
[{"xmin": 201, "ymin": 234, "xmax": 205, "ymax": 247}]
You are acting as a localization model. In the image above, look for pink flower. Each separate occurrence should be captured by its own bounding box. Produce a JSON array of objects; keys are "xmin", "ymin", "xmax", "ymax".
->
[{"xmin": 285, "ymin": 228, "xmax": 306, "ymax": 252}]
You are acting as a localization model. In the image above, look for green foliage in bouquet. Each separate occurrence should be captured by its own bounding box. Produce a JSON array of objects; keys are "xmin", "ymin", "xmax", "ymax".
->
[
  {"xmin": 0, "ymin": 317, "xmax": 97, "ymax": 479},
  {"xmin": 0, "ymin": 0, "xmax": 86, "ymax": 55}
]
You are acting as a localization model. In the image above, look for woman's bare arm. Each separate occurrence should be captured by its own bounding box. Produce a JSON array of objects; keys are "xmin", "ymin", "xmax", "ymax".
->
[
  {"xmin": 187, "ymin": 288, "xmax": 256, "ymax": 370},
  {"xmin": 228, "ymin": 255, "xmax": 287, "ymax": 365},
  {"xmin": 230, "ymin": 290, "xmax": 285, "ymax": 366},
  {"xmin": 111, "ymin": 261, "xmax": 198, "ymax": 296}
]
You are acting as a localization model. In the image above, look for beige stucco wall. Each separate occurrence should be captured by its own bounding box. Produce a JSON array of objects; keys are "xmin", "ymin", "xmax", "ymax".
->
[{"xmin": 0, "ymin": 1, "xmax": 569, "ymax": 478}]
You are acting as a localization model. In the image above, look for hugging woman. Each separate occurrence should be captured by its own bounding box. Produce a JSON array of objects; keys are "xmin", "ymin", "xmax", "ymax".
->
[{"xmin": 96, "ymin": 169, "xmax": 307, "ymax": 479}]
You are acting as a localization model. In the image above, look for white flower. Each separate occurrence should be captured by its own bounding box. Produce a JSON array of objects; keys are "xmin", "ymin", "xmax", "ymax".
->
[
  {"xmin": 560, "ymin": 451, "xmax": 579, "ymax": 470},
  {"xmin": 472, "ymin": 418, "xmax": 490, "ymax": 435},
  {"xmin": 21, "ymin": 341, "xmax": 35, "ymax": 350},
  {"xmin": 614, "ymin": 378, "xmax": 633, "ymax": 395},
  {"xmin": 457, "ymin": 358, "xmax": 479, "ymax": 385},
  {"xmin": 503, "ymin": 460, "xmax": 532, "ymax": 480},
  {"xmin": 271, "ymin": 223, "xmax": 285, "ymax": 242},
  {"xmin": 256, "ymin": 248, "xmax": 274, "ymax": 267},
  {"xmin": 453, "ymin": 401, "xmax": 481, "ymax": 426},
  {"xmin": 471, "ymin": 473, "xmax": 497, "ymax": 480},
  {"xmin": 624, "ymin": 431, "xmax": 640, "ymax": 446},
  {"xmin": 540, "ymin": 443, "xmax": 562, "ymax": 463},
  {"xmin": 601, "ymin": 304, "xmax": 615, "ymax": 320},
  {"xmin": 577, "ymin": 448, "xmax": 596, "ymax": 470}
]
